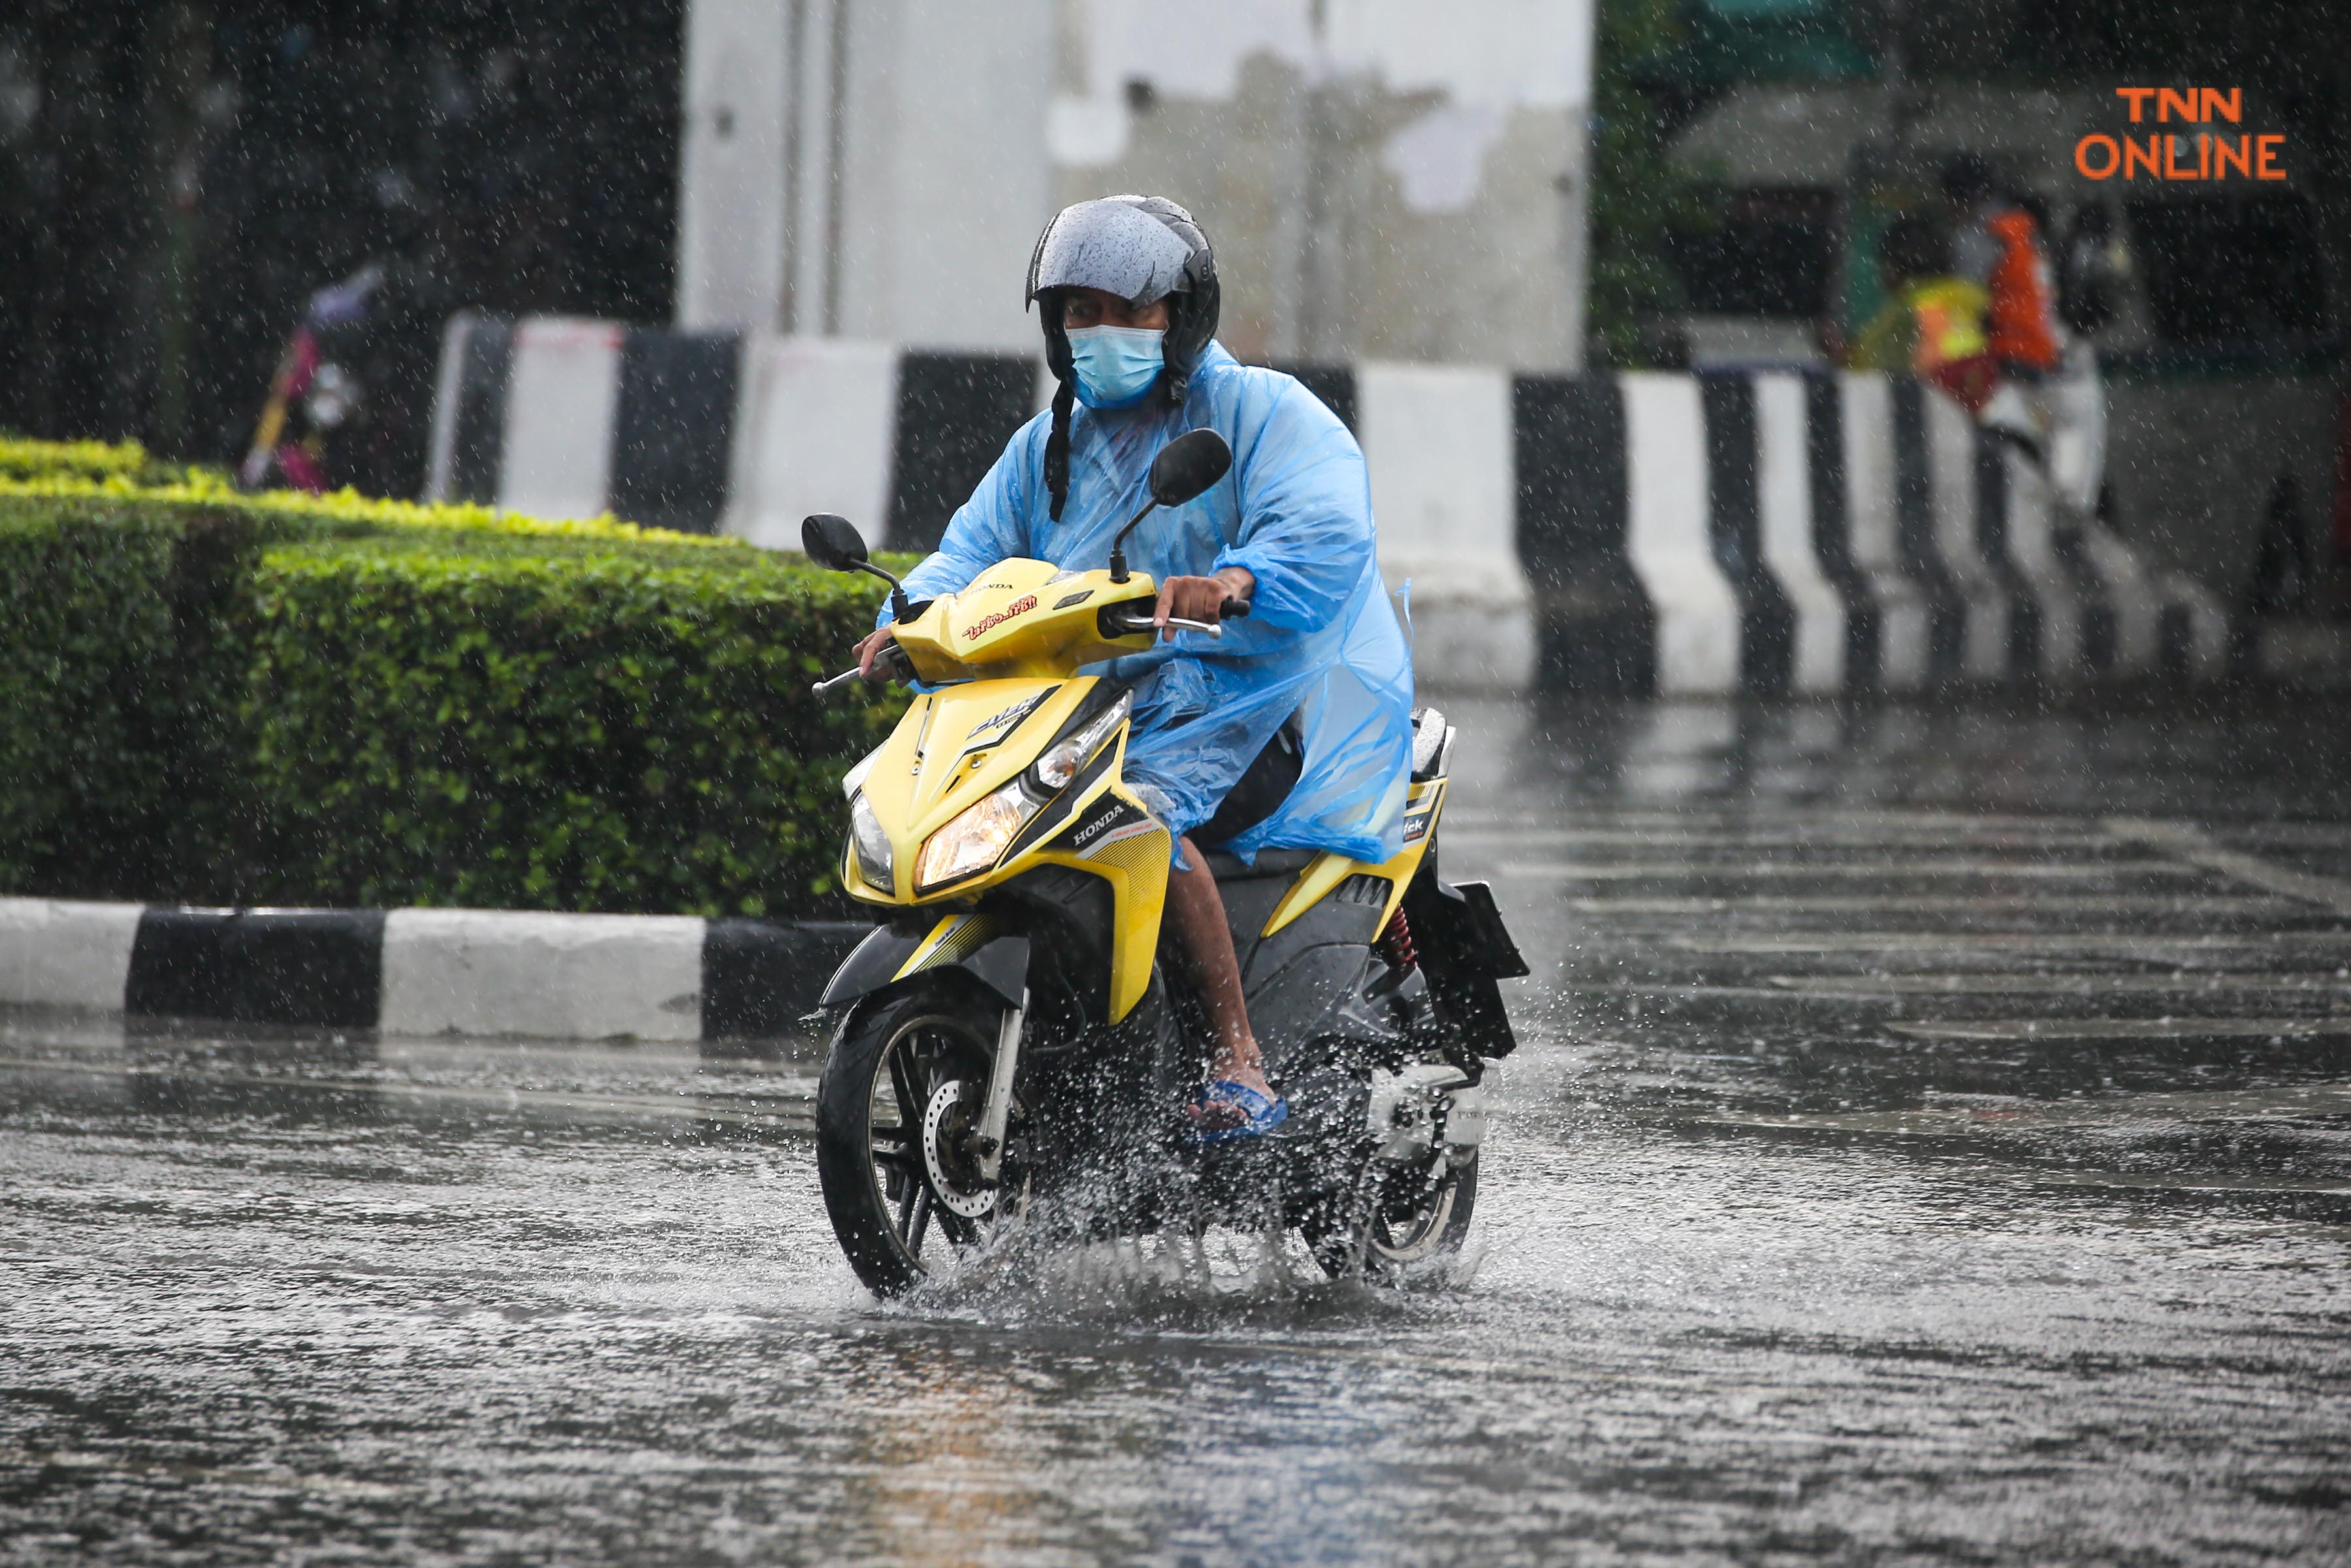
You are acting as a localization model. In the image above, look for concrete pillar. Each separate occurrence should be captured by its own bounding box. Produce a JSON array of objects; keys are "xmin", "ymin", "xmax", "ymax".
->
[
  {"xmin": 831, "ymin": 0, "xmax": 1055, "ymax": 349},
  {"xmin": 676, "ymin": 0, "xmax": 792, "ymax": 331},
  {"xmin": 678, "ymin": 0, "xmax": 1055, "ymax": 347}
]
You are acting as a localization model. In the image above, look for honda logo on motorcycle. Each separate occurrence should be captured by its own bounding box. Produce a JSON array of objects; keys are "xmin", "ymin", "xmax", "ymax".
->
[{"xmin": 1068, "ymin": 799, "xmax": 1156, "ymax": 856}]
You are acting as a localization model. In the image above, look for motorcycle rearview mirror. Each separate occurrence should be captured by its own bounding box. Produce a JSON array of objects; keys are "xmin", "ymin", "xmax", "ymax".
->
[
  {"xmin": 801, "ymin": 513, "xmax": 910, "ymax": 619},
  {"xmin": 1147, "ymin": 428, "xmax": 1232, "ymax": 509},
  {"xmin": 800, "ymin": 513, "xmax": 869, "ymax": 572},
  {"xmin": 1110, "ymin": 430, "xmax": 1234, "ymax": 583}
]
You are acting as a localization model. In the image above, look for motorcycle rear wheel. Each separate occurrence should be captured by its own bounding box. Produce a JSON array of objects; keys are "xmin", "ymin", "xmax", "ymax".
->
[
  {"xmin": 816, "ymin": 984, "xmax": 1006, "ymax": 1298},
  {"xmin": 1305, "ymin": 1155, "xmax": 1479, "ymax": 1283}
]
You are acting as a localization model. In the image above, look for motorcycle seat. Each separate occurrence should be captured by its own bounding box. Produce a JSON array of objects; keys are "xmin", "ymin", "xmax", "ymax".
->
[{"xmin": 1199, "ymin": 846, "xmax": 1319, "ymax": 881}]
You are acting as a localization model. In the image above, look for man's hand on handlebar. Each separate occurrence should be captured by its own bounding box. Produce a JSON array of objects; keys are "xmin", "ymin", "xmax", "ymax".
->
[
  {"xmin": 854, "ymin": 625, "xmax": 899, "ymax": 681},
  {"xmin": 1155, "ymin": 567, "xmax": 1256, "ymax": 643}
]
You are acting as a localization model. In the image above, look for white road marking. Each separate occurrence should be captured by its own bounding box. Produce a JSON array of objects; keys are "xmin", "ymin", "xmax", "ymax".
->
[
  {"xmin": 2105, "ymin": 817, "xmax": 2351, "ymax": 918},
  {"xmin": 1485, "ymin": 858, "xmax": 2196, "ymax": 881},
  {"xmin": 1891, "ymin": 1018, "xmax": 2351, "ymax": 1041},
  {"xmin": 1445, "ymin": 814, "xmax": 2351, "ymax": 850},
  {"xmin": 2211, "ymin": 822, "xmax": 2351, "ymax": 848},
  {"xmin": 1567, "ymin": 894, "xmax": 2294, "ymax": 916},
  {"xmin": 1665, "ymin": 931, "xmax": 2351, "ymax": 954},
  {"xmin": 1445, "ymin": 808, "xmax": 2087, "ymax": 831},
  {"xmin": 1686, "ymin": 1079, "xmax": 2351, "ymax": 1132},
  {"xmin": 1443, "ymin": 827, "xmax": 2118, "ymax": 850},
  {"xmin": 1765, "ymin": 972, "xmax": 2351, "ymax": 997}
]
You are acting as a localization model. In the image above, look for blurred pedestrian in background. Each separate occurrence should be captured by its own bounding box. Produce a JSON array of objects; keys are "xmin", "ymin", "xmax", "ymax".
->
[
  {"xmin": 1938, "ymin": 152, "xmax": 2064, "ymax": 464},
  {"xmin": 1934, "ymin": 151, "xmax": 2133, "ymax": 540},
  {"xmin": 240, "ymin": 171, "xmax": 445, "ymax": 494},
  {"xmin": 1942, "ymin": 153, "xmax": 2062, "ymax": 387},
  {"xmin": 241, "ymin": 262, "xmax": 377, "ymax": 492},
  {"xmin": 1838, "ymin": 212, "xmax": 1998, "ymax": 415},
  {"xmin": 1942, "ymin": 153, "xmax": 2134, "ymax": 522}
]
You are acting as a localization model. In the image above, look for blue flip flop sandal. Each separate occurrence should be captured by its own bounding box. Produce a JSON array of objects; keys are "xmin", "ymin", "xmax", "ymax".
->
[{"xmin": 1189, "ymin": 1079, "xmax": 1288, "ymax": 1145}]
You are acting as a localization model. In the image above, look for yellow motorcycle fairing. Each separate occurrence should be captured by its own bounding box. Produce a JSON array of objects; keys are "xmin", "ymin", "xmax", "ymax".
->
[
  {"xmin": 1260, "ymin": 775, "xmax": 1446, "ymax": 940},
  {"xmin": 1003, "ymin": 785, "xmax": 1172, "ymax": 1021},
  {"xmin": 839, "ymin": 557, "xmax": 1177, "ymax": 1023},
  {"xmin": 891, "ymin": 557, "xmax": 1159, "ymax": 682},
  {"xmin": 841, "ymin": 676, "xmax": 1171, "ymax": 1021},
  {"xmin": 840, "ymin": 675, "xmax": 1093, "ymax": 903}
]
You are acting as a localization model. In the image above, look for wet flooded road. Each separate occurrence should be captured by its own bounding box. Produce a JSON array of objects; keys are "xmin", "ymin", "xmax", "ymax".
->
[{"xmin": 7, "ymin": 698, "xmax": 2351, "ymax": 1565}]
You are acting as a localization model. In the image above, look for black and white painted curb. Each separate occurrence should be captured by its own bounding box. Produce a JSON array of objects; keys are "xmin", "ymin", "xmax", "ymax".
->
[
  {"xmin": 429, "ymin": 313, "xmax": 2248, "ymax": 696},
  {"xmin": 0, "ymin": 897, "xmax": 867, "ymax": 1042}
]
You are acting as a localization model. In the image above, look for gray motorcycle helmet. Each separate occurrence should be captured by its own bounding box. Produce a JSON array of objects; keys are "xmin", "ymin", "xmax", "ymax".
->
[{"xmin": 1026, "ymin": 195, "xmax": 1219, "ymax": 519}]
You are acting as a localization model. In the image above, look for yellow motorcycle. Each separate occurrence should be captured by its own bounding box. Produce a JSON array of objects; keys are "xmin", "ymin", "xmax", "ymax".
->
[{"xmin": 801, "ymin": 430, "xmax": 1526, "ymax": 1298}]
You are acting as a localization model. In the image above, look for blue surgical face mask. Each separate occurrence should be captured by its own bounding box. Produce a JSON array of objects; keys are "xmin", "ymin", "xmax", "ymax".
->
[{"xmin": 1066, "ymin": 324, "xmax": 1165, "ymax": 409}]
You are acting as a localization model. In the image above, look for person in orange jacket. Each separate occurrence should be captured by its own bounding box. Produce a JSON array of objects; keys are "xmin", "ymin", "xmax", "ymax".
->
[{"xmin": 1942, "ymin": 153, "xmax": 2061, "ymax": 381}]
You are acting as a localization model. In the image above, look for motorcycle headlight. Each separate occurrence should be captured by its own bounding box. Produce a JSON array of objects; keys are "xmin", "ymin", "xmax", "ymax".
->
[
  {"xmin": 1032, "ymin": 690, "xmax": 1132, "ymax": 792},
  {"xmin": 916, "ymin": 781, "xmax": 1041, "ymax": 891},
  {"xmin": 849, "ymin": 792, "xmax": 894, "ymax": 890}
]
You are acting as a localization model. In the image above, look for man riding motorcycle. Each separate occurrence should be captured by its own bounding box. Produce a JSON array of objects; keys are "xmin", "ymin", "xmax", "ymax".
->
[{"xmin": 852, "ymin": 195, "xmax": 1415, "ymax": 1143}]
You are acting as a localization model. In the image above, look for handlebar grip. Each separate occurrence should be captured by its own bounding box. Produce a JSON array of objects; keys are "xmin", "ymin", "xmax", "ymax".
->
[{"xmin": 1219, "ymin": 598, "xmax": 1252, "ymax": 620}]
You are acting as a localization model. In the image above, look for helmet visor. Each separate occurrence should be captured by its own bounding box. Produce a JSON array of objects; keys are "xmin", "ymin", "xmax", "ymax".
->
[{"xmin": 1031, "ymin": 199, "xmax": 1195, "ymax": 307}]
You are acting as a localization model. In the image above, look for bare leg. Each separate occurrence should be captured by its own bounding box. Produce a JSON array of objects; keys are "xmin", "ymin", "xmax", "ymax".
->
[{"xmin": 1164, "ymin": 835, "xmax": 1272, "ymax": 1115}]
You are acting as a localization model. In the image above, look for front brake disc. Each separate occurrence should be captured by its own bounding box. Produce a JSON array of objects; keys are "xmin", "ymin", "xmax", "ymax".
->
[{"xmin": 920, "ymin": 1079, "xmax": 996, "ymax": 1218}]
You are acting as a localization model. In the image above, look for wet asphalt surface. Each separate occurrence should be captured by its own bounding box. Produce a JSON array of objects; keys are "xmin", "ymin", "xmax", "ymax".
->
[{"xmin": 6, "ymin": 696, "xmax": 2351, "ymax": 1566}]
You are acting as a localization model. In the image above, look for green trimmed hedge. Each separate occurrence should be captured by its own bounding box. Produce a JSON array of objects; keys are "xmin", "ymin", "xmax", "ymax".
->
[
  {"xmin": 0, "ymin": 489, "xmax": 907, "ymax": 916},
  {"xmin": 0, "ymin": 500, "xmax": 270, "ymax": 901},
  {"xmin": 0, "ymin": 434, "xmax": 210, "ymax": 488}
]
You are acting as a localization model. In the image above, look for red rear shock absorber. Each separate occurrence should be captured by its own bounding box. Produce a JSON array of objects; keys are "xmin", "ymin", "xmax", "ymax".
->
[{"xmin": 1378, "ymin": 908, "xmax": 1418, "ymax": 972}]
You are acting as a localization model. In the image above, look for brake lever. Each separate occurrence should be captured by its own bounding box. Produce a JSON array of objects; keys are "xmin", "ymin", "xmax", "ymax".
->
[
  {"xmin": 1106, "ymin": 611, "xmax": 1222, "ymax": 639},
  {"xmin": 812, "ymin": 643, "xmax": 912, "ymax": 695}
]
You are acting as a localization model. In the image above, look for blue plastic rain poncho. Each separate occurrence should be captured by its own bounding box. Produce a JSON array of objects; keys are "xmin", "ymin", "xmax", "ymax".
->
[{"xmin": 886, "ymin": 342, "xmax": 1413, "ymax": 865}]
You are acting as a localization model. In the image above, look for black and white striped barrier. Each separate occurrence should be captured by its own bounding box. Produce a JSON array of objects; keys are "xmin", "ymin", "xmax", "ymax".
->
[
  {"xmin": 427, "ymin": 313, "xmax": 1035, "ymax": 551},
  {"xmin": 0, "ymin": 897, "xmax": 866, "ymax": 1042},
  {"xmin": 428, "ymin": 315, "xmax": 2233, "ymax": 694}
]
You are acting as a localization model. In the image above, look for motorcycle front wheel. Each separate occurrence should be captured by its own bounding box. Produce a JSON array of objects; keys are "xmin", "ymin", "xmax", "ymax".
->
[{"xmin": 815, "ymin": 982, "xmax": 1010, "ymax": 1298}]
